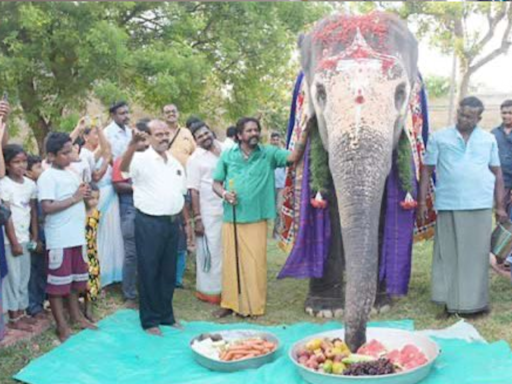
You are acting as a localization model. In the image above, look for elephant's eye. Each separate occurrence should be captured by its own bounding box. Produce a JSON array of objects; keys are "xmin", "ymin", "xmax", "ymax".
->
[
  {"xmin": 394, "ymin": 82, "xmax": 407, "ymax": 111},
  {"xmin": 316, "ymin": 83, "xmax": 327, "ymax": 104}
]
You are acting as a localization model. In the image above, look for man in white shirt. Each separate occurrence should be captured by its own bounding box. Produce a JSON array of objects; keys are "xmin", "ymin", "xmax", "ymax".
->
[
  {"xmin": 222, "ymin": 126, "xmax": 237, "ymax": 151},
  {"xmin": 187, "ymin": 122, "xmax": 224, "ymax": 304},
  {"xmin": 104, "ymin": 101, "xmax": 132, "ymax": 160},
  {"xmin": 120, "ymin": 119, "xmax": 187, "ymax": 335}
]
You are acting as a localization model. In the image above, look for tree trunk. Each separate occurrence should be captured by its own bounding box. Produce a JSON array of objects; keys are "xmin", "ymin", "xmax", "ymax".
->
[
  {"xmin": 447, "ymin": 51, "xmax": 458, "ymax": 126},
  {"xmin": 458, "ymin": 69, "xmax": 471, "ymax": 101},
  {"xmin": 33, "ymin": 117, "xmax": 51, "ymax": 155}
]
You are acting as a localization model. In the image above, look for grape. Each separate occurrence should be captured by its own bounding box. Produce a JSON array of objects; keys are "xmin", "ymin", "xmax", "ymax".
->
[{"xmin": 343, "ymin": 358, "xmax": 396, "ymax": 376}]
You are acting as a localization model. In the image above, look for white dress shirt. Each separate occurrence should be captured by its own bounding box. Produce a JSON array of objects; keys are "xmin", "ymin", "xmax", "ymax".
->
[
  {"xmin": 105, "ymin": 121, "xmax": 133, "ymax": 160},
  {"xmin": 186, "ymin": 147, "xmax": 223, "ymax": 217},
  {"xmin": 129, "ymin": 147, "xmax": 186, "ymax": 216}
]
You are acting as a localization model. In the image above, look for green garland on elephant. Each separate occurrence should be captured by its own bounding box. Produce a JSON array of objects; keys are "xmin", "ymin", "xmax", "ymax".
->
[
  {"xmin": 309, "ymin": 125, "xmax": 413, "ymax": 196},
  {"xmin": 396, "ymin": 130, "xmax": 413, "ymax": 194},
  {"xmin": 309, "ymin": 124, "xmax": 330, "ymax": 194}
]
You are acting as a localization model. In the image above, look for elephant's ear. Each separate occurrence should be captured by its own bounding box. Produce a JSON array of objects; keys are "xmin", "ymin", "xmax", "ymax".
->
[{"xmin": 298, "ymin": 33, "xmax": 313, "ymax": 85}]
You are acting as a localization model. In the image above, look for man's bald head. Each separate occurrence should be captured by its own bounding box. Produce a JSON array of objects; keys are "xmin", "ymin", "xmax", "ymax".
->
[{"xmin": 148, "ymin": 119, "xmax": 171, "ymax": 154}]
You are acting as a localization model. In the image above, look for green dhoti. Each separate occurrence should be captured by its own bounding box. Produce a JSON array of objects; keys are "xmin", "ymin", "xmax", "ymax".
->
[{"xmin": 432, "ymin": 209, "xmax": 492, "ymax": 314}]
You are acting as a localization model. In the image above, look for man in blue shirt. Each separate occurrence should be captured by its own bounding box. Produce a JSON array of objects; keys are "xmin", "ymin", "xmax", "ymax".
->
[
  {"xmin": 491, "ymin": 100, "xmax": 512, "ymax": 215},
  {"xmin": 419, "ymin": 96, "xmax": 507, "ymax": 316}
]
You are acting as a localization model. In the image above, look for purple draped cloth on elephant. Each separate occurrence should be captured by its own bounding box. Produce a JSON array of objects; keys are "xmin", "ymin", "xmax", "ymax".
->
[
  {"xmin": 279, "ymin": 72, "xmax": 426, "ymax": 297},
  {"xmin": 277, "ymin": 140, "xmax": 331, "ymax": 279}
]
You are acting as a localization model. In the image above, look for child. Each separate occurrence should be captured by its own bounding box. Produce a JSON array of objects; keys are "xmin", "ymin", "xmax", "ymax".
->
[
  {"xmin": 25, "ymin": 155, "xmax": 47, "ymax": 320},
  {"xmin": 84, "ymin": 183, "xmax": 101, "ymax": 321},
  {"xmin": 69, "ymin": 139, "xmax": 92, "ymax": 183},
  {"xmin": 38, "ymin": 132, "xmax": 97, "ymax": 342},
  {"xmin": 0, "ymin": 144, "xmax": 38, "ymax": 332}
]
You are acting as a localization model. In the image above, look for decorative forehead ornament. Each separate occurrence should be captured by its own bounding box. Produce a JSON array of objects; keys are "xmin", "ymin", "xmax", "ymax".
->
[
  {"xmin": 313, "ymin": 28, "xmax": 408, "ymax": 149},
  {"xmin": 316, "ymin": 29, "xmax": 405, "ymax": 82}
]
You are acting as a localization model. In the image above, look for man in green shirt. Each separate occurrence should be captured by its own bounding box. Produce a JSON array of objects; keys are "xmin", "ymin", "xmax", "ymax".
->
[{"xmin": 212, "ymin": 117, "xmax": 309, "ymax": 318}]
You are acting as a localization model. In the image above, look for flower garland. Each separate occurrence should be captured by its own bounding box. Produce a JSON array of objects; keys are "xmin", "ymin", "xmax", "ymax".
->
[
  {"xmin": 309, "ymin": 121, "xmax": 330, "ymax": 209},
  {"xmin": 396, "ymin": 130, "xmax": 417, "ymax": 210},
  {"xmin": 308, "ymin": 123, "xmax": 415, "ymax": 210}
]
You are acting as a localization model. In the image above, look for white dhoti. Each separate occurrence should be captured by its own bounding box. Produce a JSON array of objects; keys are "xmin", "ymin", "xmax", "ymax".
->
[
  {"xmin": 186, "ymin": 147, "xmax": 225, "ymax": 304},
  {"xmin": 195, "ymin": 212, "xmax": 223, "ymax": 304}
]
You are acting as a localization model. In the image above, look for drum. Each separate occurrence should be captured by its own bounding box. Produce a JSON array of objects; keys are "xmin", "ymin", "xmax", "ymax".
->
[{"xmin": 491, "ymin": 221, "xmax": 512, "ymax": 262}]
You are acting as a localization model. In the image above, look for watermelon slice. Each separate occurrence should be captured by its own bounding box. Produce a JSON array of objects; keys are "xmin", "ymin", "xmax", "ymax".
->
[
  {"xmin": 357, "ymin": 339, "xmax": 387, "ymax": 358},
  {"xmin": 385, "ymin": 344, "xmax": 428, "ymax": 371}
]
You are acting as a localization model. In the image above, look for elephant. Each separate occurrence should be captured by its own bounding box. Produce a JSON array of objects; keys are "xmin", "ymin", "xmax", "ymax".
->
[{"xmin": 280, "ymin": 12, "xmax": 421, "ymax": 352}]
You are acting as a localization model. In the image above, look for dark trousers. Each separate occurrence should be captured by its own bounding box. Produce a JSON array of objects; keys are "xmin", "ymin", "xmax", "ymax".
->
[
  {"xmin": 504, "ymin": 187, "xmax": 512, "ymax": 216},
  {"xmin": 120, "ymin": 199, "xmax": 138, "ymax": 300},
  {"xmin": 27, "ymin": 252, "xmax": 46, "ymax": 316},
  {"xmin": 135, "ymin": 210, "xmax": 179, "ymax": 329}
]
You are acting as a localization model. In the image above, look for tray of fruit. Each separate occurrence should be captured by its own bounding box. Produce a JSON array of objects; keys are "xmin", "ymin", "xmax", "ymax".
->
[
  {"xmin": 190, "ymin": 330, "xmax": 279, "ymax": 372},
  {"xmin": 290, "ymin": 328, "xmax": 439, "ymax": 384}
]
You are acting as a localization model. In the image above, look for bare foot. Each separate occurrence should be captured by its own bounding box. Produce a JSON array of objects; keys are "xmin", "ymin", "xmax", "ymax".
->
[
  {"xmin": 124, "ymin": 299, "xmax": 138, "ymax": 310},
  {"xmin": 490, "ymin": 256, "xmax": 511, "ymax": 279},
  {"xmin": 171, "ymin": 321, "xmax": 184, "ymax": 330},
  {"xmin": 7, "ymin": 320, "xmax": 34, "ymax": 332},
  {"xmin": 145, "ymin": 327, "xmax": 163, "ymax": 336},
  {"xmin": 32, "ymin": 312, "xmax": 48, "ymax": 321},
  {"xmin": 21, "ymin": 316, "xmax": 38, "ymax": 325},
  {"xmin": 212, "ymin": 308, "xmax": 233, "ymax": 319},
  {"xmin": 84, "ymin": 309, "xmax": 96, "ymax": 323},
  {"xmin": 76, "ymin": 318, "xmax": 98, "ymax": 330},
  {"xmin": 56, "ymin": 326, "xmax": 71, "ymax": 342}
]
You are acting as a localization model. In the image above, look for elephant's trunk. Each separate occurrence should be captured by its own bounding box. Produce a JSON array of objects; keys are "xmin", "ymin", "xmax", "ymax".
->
[{"xmin": 328, "ymin": 130, "xmax": 393, "ymax": 352}]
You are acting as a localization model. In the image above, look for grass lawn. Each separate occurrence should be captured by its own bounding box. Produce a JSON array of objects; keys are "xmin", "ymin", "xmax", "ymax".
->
[{"xmin": 1, "ymin": 238, "xmax": 511, "ymax": 384}]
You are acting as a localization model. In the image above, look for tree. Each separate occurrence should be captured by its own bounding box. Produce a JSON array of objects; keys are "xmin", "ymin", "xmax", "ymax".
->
[
  {"xmin": 424, "ymin": 75, "xmax": 451, "ymax": 99},
  {"xmin": 397, "ymin": 2, "xmax": 512, "ymax": 100},
  {"xmin": 0, "ymin": 2, "xmax": 143, "ymax": 151},
  {"xmin": 0, "ymin": 2, "xmax": 330, "ymax": 153}
]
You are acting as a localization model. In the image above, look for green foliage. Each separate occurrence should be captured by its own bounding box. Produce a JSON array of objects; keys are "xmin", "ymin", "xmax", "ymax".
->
[
  {"xmin": 0, "ymin": 2, "xmax": 331, "ymax": 151},
  {"xmin": 309, "ymin": 121, "xmax": 330, "ymax": 194},
  {"xmin": 397, "ymin": 131, "xmax": 413, "ymax": 194},
  {"xmin": 424, "ymin": 75, "xmax": 450, "ymax": 99},
  {"xmin": 59, "ymin": 112, "xmax": 81, "ymax": 133},
  {"xmin": 0, "ymin": 2, "xmax": 132, "ymax": 149}
]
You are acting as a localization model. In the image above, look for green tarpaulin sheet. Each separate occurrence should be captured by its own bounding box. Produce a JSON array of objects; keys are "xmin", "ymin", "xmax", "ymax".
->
[{"xmin": 14, "ymin": 310, "xmax": 512, "ymax": 384}]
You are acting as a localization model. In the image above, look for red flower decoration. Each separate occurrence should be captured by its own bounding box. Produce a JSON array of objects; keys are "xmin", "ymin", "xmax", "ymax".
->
[
  {"xmin": 311, "ymin": 192, "xmax": 328, "ymax": 209},
  {"xmin": 400, "ymin": 192, "xmax": 418, "ymax": 210}
]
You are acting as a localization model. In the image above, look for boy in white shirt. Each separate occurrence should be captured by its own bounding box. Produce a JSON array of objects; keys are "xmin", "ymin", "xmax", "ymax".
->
[
  {"xmin": 38, "ymin": 132, "xmax": 97, "ymax": 342},
  {"xmin": 0, "ymin": 144, "xmax": 38, "ymax": 331}
]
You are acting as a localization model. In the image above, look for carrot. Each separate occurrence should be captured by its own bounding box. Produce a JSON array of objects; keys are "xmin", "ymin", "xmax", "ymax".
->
[
  {"xmin": 227, "ymin": 345, "xmax": 250, "ymax": 351},
  {"xmin": 249, "ymin": 344, "xmax": 266, "ymax": 352},
  {"xmin": 224, "ymin": 351, "xmax": 237, "ymax": 361},
  {"xmin": 244, "ymin": 340, "xmax": 265, "ymax": 347}
]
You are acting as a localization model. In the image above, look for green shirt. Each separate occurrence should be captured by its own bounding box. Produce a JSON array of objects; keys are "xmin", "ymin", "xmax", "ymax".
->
[{"xmin": 213, "ymin": 144, "xmax": 290, "ymax": 223}]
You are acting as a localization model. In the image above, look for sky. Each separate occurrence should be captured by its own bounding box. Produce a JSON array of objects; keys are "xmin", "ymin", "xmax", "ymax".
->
[{"xmin": 415, "ymin": 13, "xmax": 512, "ymax": 94}]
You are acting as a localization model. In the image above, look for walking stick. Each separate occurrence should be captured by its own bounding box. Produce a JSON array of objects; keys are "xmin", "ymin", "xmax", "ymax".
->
[{"xmin": 229, "ymin": 179, "xmax": 253, "ymax": 317}]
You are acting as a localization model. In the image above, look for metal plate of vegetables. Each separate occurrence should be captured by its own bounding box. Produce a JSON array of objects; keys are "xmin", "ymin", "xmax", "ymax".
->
[{"xmin": 190, "ymin": 330, "xmax": 280, "ymax": 372}]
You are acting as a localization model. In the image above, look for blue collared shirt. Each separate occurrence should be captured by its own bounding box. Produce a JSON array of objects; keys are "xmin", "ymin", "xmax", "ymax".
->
[
  {"xmin": 491, "ymin": 125, "xmax": 512, "ymax": 188},
  {"xmin": 424, "ymin": 126, "xmax": 500, "ymax": 211}
]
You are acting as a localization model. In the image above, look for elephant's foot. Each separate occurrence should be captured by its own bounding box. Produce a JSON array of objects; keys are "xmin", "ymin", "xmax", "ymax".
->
[
  {"xmin": 304, "ymin": 296, "xmax": 344, "ymax": 319},
  {"xmin": 370, "ymin": 294, "xmax": 393, "ymax": 316}
]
